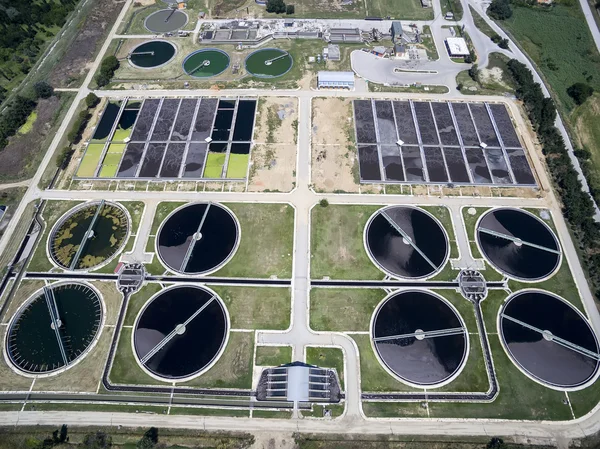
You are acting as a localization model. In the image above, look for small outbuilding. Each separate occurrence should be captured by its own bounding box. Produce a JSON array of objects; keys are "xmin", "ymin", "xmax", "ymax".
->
[
  {"xmin": 317, "ymin": 71, "xmax": 355, "ymax": 90},
  {"xmin": 391, "ymin": 21, "xmax": 403, "ymax": 42},
  {"xmin": 445, "ymin": 37, "xmax": 469, "ymax": 57}
]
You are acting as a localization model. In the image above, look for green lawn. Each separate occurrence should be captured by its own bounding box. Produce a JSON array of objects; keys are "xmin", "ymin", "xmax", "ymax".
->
[
  {"xmin": 500, "ymin": 4, "xmax": 600, "ymax": 112},
  {"xmin": 203, "ymin": 152, "xmax": 225, "ymax": 178},
  {"xmin": 226, "ymin": 153, "xmax": 249, "ymax": 178},
  {"xmin": 210, "ymin": 285, "xmax": 291, "ymax": 330},
  {"xmin": 311, "ymin": 204, "xmax": 382, "ymax": 280},
  {"xmin": 77, "ymin": 144, "xmax": 105, "ymax": 177},
  {"xmin": 255, "ymin": 345, "xmax": 292, "ymax": 366},
  {"xmin": 362, "ymin": 401, "xmax": 428, "ymax": 418},
  {"xmin": 441, "ymin": 0, "xmax": 463, "ymax": 20},
  {"xmin": 470, "ymin": 5, "xmax": 496, "ymax": 38},
  {"xmin": 368, "ymin": 0, "xmax": 433, "ymax": 19},
  {"xmin": 18, "ymin": 111, "xmax": 37, "ymax": 135},
  {"xmin": 306, "ymin": 347, "xmax": 345, "ymax": 390},
  {"xmin": 213, "ymin": 203, "xmax": 294, "ymax": 278},
  {"xmin": 310, "ymin": 288, "xmax": 385, "ymax": 332}
]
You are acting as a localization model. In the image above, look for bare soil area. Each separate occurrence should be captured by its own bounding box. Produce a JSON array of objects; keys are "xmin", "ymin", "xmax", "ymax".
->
[
  {"xmin": 0, "ymin": 96, "xmax": 68, "ymax": 182},
  {"xmin": 253, "ymin": 97, "xmax": 298, "ymax": 144},
  {"xmin": 50, "ymin": 0, "xmax": 126, "ymax": 87},
  {"xmin": 311, "ymin": 98, "xmax": 358, "ymax": 193},
  {"xmin": 248, "ymin": 144, "xmax": 296, "ymax": 192}
]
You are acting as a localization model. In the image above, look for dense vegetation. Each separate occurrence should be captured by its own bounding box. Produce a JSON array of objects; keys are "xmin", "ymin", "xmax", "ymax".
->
[
  {"xmin": 95, "ymin": 55, "xmax": 120, "ymax": 87},
  {"xmin": 507, "ymin": 59, "xmax": 600, "ymax": 297},
  {"xmin": 0, "ymin": 0, "xmax": 80, "ymax": 102}
]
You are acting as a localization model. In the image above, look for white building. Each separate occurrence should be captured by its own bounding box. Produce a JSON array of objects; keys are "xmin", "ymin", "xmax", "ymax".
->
[
  {"xmin": 445, "ymin": 37, "xmax": 470, "ymax": 57},
  {"xmin": 317, "ymin": 71, "xmax": 355, "ymax": 90}
]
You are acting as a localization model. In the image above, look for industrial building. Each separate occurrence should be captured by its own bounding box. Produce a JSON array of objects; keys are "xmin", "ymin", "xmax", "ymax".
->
[
  {"xmin": 445, "ymin": 37, "xmax": 470, "ymax": 57},
  {"xmin": 317, "ymin": 71, "xmax": 355, "ymax": 90},
  {"xmin": 390, "ymin": 22, "xmax": 403, "ymax": 42}
]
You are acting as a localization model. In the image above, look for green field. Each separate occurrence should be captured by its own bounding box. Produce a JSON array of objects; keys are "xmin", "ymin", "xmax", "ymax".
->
[
  {"xmin": 77, "ymin": 144, "xmax": 105, "ymax": 177},
  {"xmin": 500, "ymin": 4, "xmax": 600, "ymax": 111},
  {"xmin": 306, "ymin": 347, "xmax": 345, "ymax": 390},
  {"xmin": 367, "ymin": 0, "xmax": 433, "ymax": 19},
  {"xmin": 203, "ymin": 152, "xmax": 225, "ymax": 178},
  {"xmin": 255, "ymin": 345, "xmax": 292, "ymax": 366}
]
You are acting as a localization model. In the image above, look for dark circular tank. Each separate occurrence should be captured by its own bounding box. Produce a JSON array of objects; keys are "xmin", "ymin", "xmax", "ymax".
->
[
  {"xmin": 499, "ymin": 290, "xmax": 600, "ymax": 389},
  {"xmin": 133, "ymin": 285, "xmax": 228, "ymax": 380},
  {"xmin": 476, "ymin": 208, "xmax": 561, "ymax": 281},
  {"xmin": 156, "ymin": 202, "xmax": 239, "ymax": 275},
  {"xmin": 365, "ymin": 206, "xmax": 449, "ymax": 278},
  {"xmin": 6, "ymin": 282, "xmax": 103, "ymax": 374},
  {"xmin": 371, "ymin": 290, "xmax": 467, "ymax": 386}
]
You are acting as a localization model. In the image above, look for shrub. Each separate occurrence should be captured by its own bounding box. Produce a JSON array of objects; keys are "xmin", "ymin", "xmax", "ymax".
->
[
  {"xmin": 95, "ymin": 55, "xmax": 120, "ymax": 87},
  {"xmin": 266, "ymin": 0, "xmax": 286, "ymax": 13},
  {"xmin": 34, "ymin": 81, "xmax": 54, "ymax": 99},
  {"xmin": 67, "ymin": 110, "xmax": 91, "ymax": 144},
  {"xmin": 56, "ymin": 146, "xmax": 73, "ymax": 168},
  {"xmin": 498, "ymin": 38, "xmax": 509, "ymax": 49},
  {"xmin": 85, "ymin": 93, "xmax": 100, "ymax": 109},
  {"xmin": 319, "ymin": 199, "xmax": 329, "ymax": 207},
  {"xmin": 488, "ymin": 0, "xmax": 512, "ymax": 19},
  {"xmin": 574, "ymin": 148, "xmax": 592, "ymax": 159},
  {"xmin": 468, "ymin": 63, "xmax": 479, "ymax": 82},
  {"xmin": 286, "ymin": 4, "xmax": 295, "ymax": 13},
  {"xmin": 567, "ymin": 82, "xmax": 594, "ymax": 105}
]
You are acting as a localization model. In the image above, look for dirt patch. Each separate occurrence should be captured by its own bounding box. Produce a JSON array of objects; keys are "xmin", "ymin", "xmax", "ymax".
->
[
  {"xmin": 248, "ymin": 144, "xmax": 296, "ymax": 192},
  {"xmin": 49, "ymin": 0, "xmax": 126, "ymax": 87},
  {"xmin": 311, "ymin": 98, "xmax": 358, "ymax": 193},
  {"xmin": 253, "ymin": 97, "xmax": 298, "ymax": 145},
  {"xmin": 312, "ymin": 97, "xmax": 353, "ymax": 146}
]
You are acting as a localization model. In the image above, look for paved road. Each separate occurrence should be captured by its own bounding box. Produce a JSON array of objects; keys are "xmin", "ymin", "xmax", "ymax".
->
[{"xmin": 579, "ymin": 0, "xmax": 600, "ymax": 52}]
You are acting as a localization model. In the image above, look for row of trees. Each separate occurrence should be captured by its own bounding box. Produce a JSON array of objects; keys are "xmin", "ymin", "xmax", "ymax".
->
[
  {"xmin": 96, "ymin": 56, "xmax": 120, "ymax": 88},
  {"xmin": 488, "ymin": 0, "xmax": 512, "ymax": 19},
  {"xmin": 507, "ymin": 59, "xmax": 600, "ymax": 296}
]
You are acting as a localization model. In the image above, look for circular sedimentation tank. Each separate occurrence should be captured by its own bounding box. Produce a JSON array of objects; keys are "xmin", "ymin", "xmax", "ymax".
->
[
  {"xmin": 156, "ymin": 202, "xmax": 239, "ymax": 275},
  {"xmin": 144, "ymin": 9, "xmax": 188, "ymax": 33},
  {"xmin": 49, "ymin": 201, "xmax": 129, "ymax": 271},
  {"xmin": 499, "ymin": 290, "xmax": 600, "ymax": 389},
  {"xmin": 365, "ymin": 206, "xmax": 449, "ymax": 279},
  {"xmin": 182, "ymin": 49, "xmax": 230, "ymax": 78},
  {"xmin": 371, "ymin": 290, "xmax": 468, "ymax": 387},
  {"xmin": 133, "ymin": 285, "xmax": 228, "ymax": 381},
  {"xmin": 129, "ymin": 40, "xmax": 176, "ymax": 69},
  {"xmin": 6, "ymin": 282, "xmax": 103, "ymax": 375},
  {"xmin": 245, "ymin": 48, "xmax": 293, "ymax": 78},
  {"xmin": 476, "ymin": 208, "xmax": 561, "ymax": 281}
]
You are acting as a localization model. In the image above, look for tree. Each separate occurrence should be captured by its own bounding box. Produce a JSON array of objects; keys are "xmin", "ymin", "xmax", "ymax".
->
[
  {"xmin": 486, "ymin": 437, "xmax": 506, "ymax": 449},
  {"xmin": 567, "ymin": 82, "xmax": 594, "ymax": 105},
  {"xmin": 266, "ymin": 0, "xmax": 286, "ymax": 13},
  {"xmin": 34, "ymin": 81, "xmax": 53, "ymax": 99},
  {"xmin": 468, "ymin": 63, "xmax": 479, "ymax": 83},
  {"xmin": 319, "ymin": 199, "xmax": 329, "ymax": 207},
  {"xmin": 498, "ymin": 38, "xmax": 509, "ymax": 49},
  {"xmin": 96, "ymin": 55, "xmax": 120, "ymax": 87},
  {"xmin": 488, "ymin": 0, "xmax": 512, "ymax": 19},
  {"xmin": 82, "ymin": 431, "xmax": 112, "ymax": 449},
  {"xmin": 575, "ymin": 148, "xmax": 592, "ymax": 159},
  {"xmin": 56, "ymin": 146, "xmax": 73, "ymax": 168},
  {"xmin": 286, "ymin": 4, "xmax": 295, "ymax": 14},
  {"xmin": 85, "ymin": 93, "xmax": 100, "ymax": 109}
]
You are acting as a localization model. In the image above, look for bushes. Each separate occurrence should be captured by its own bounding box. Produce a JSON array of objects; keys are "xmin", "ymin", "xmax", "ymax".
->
[
  {"xmin": 286, "ymin": 4, "xmax": 295, "ymax": 13},
  {"xmin": 567, "ymin": 82, "xmax": 594, "ymax": 105},
  {"xmin": 0, "ymin": 95, "xmax": 37, "ymax": 148},
  {"xmin": 85, "ymin": 92, "xmax": 100, "ymax": 108},
  {"xmin": 488, "ymin": 0, "xmax": 512, "ymax": 19},
  {"xmin": 67, "ymin": 110, "xmax": 91, "ymax": 144},
  {"xmin": 266, "ymin": 0, "xmax": 286, "ymax": 13},
  {"xmin": 34, "ymin": 81, "xmax": 54, "ymax": 99},
  {"xmin": 507, "ymin": 58, "xmax": 600, "ymax": 297},
  {"xmin": 95, "ymin": 55, "xmax": 120, "ymax": 87}
]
